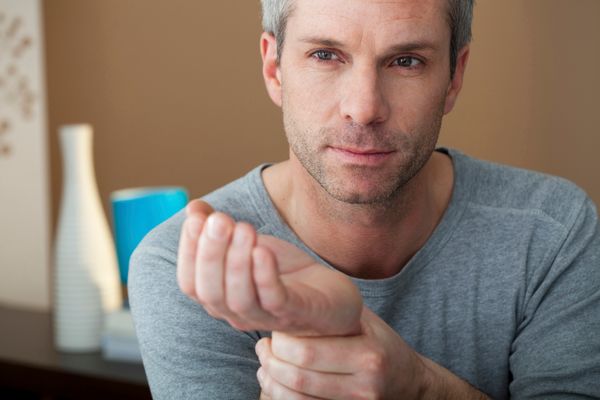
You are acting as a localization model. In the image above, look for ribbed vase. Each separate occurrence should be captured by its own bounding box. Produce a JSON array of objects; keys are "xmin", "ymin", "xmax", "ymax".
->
[{"xmin": 53, "ymin": 124, "xmax": 122, "ymax": 352}]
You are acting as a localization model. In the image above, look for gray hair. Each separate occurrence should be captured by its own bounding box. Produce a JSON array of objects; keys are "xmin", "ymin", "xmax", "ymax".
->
[
  {"xmin": 260, "ymin": 0, "xmax": 474, "ymax": 77},
  {"xmin": 260, "ymin": 0, "xmax": 296, "ymax": 64}
]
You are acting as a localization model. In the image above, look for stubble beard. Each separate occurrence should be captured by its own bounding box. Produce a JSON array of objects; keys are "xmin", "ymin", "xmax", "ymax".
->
[{"xmin": 283, "ymin": 109, "xmax": 444, "ymax": 207}]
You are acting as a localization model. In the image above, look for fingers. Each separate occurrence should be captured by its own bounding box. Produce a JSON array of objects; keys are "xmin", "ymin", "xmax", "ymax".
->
[
  {"xmin": 225, "ymin": 223, "xmax": 267, "ymax": 323},
  {"xmin": 177, "ymin": 203, "xmax": 301, "ymax": 333},
  {"xmin": 269, "ymin": 332, "xmax": 366, "ymax": 374},
  {"xmin": 253, "ymin": 246, "xmax": 288, "ymax": 315},
  {"xmin": 186, "ymin": 212, "xmax": 284, "ymax": 331},
  {"xmin": 225, "ymin": 223, "xmax": 257, "ymax": 311},
  {"xmin": 258, "ymin": 312, "xmax": 421, "ymax": 399},
  {"xmin": 185, "ymin": 199, "xmax": 214, "ymax": 216},
  {"xmin": 256, "ymin": 338, "xmax": 350, "ymax": 400},
  {"xmin": 257, "ymin": 367, "xmax": 325, "ymax": 400},
  {"xmin": 195, "ymin": 212, "xmax": 235, "ymax": 316},
  {"xmin": 259, "ymin": 391, "xmax": 273, "ymax": 400},
  {"xmin": 177, "ymin": 202, "xmax": 212, "ymax": 296}
]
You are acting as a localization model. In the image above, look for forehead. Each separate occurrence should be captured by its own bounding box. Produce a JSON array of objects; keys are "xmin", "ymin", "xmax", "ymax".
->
[{"xmin": 286, "ymin": 0, "xmax": 449, "ymax": 47}]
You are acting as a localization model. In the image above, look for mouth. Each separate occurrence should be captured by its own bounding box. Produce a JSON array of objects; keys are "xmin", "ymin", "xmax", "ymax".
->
[{"xmin": 327, "ymin": 146, "xmax": 395, "ymax": 165}]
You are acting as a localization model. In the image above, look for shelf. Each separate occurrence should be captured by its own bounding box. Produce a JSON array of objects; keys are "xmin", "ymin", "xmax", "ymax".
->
[{"xmin": 0, "ymin": 305, "xmax": 151, "ymax": 399}]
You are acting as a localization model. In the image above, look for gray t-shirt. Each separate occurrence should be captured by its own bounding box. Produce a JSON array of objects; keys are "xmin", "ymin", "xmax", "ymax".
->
[{"xmin": 129, "ymin": 148, "xmax": 600, "ymax": 399}]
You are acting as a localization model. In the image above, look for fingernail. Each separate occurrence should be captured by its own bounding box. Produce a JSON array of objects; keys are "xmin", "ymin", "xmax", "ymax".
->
[
  {"xmin": 232, "ymin": 225, "xmax": 249, "ymax": 246},
  {"xmin": 206, "ymin": 215, "xmax": 229, "ymax": 240},
  {"xmin": 252, "ymin": 248, "xmax": 266, "ymax": 265},
  {"xmin": 186, "ymin": 216, "xmax": 204, "ymax": 237},
  {"xmin": 255, "ymin": 340, "xmax": 264, "ymax": 356}
]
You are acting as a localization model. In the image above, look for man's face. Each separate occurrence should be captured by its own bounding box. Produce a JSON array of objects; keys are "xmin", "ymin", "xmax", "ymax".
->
[{"xmin": 274, "ymin": 0, "xmax": 461, "ymax": 204}]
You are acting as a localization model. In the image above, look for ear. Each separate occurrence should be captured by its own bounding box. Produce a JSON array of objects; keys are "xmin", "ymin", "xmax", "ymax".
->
[
  {"xmin": 443, "ymin": 46, "xmax": 470, "ymax": 115},
  {"xmin": 261, "ymin": 32, "xmax": 282, "ymax": 107}
]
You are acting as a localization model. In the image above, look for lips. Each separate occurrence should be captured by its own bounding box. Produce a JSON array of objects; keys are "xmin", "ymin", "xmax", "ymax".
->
[
  {"xmin": 333, "ymin": 147, "xmax": 394, "ymax": 155},
  {"xmin": 327, "ymin": 146, "xmax": 395, "ymax": 165}
]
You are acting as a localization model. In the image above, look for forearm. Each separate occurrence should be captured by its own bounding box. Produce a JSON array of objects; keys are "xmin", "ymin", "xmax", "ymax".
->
[{"xmin": 420, "ymin": 355, "xmax": 491, "ymax": 400}]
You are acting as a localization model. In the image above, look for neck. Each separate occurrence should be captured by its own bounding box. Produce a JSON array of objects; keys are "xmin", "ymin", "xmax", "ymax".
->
[{"xmin": 263, "ymin": 151, "xmax": 453, "ymax": 279}]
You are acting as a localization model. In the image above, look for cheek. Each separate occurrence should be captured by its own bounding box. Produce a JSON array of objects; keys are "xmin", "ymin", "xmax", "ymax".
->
[
  {"xmin": 386, "ymin": 79, "xmax": 448, "ymax": 128},
  {"xmin": 282, "ymin": 67, "xmax": 341, "ymax": 121}
]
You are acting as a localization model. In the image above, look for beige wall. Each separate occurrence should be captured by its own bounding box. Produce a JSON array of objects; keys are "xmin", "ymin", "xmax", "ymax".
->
[
  {"xmin": 35, "ymin": 0, "xmax": 599, "ymax": 310},
  {"xmin": 440, "ymin": 1, "xmax": 600, "ymax": 205},
  {"xmin": 44, "ymin": 0, "xmax": 288, "ymax": 233}
]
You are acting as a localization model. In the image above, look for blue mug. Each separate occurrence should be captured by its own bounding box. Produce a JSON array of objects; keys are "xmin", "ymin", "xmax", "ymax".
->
[{"xmin": 111, "ymin": 187, "xmax": 188, "ymax": 285}]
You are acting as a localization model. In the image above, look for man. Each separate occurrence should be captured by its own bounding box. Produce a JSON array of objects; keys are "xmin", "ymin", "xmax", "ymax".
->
[{"xmin": 129, "ymin": 0, "xmax": 600, "ymax": 398}]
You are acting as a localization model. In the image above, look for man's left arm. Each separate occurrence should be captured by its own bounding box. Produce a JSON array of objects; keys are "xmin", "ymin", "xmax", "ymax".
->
[
  {"xmin": 507, "ymin": 196, "xmax": 600, "ymax": 398},
  {"xmin": 256, "ymin": 307, "xmax": 491, "ymax": 399},
  {"xmin": 257, "ymin": 195, "xmax": 600, "ymax": 399},
  {"xmin": 180, "ymin": 200, "xmax": 490, "ymax": 399}
]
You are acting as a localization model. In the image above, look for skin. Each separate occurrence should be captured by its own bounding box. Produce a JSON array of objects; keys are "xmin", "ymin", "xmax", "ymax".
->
[
  {"xmin": 177, "ymin": 0, "xmax": 490, "ymax": 398},
  {"xmin": 261, "ymin": 0, "xmax": 459, "ymax": 279},
  {"xmin": 177, "ymin": 200, "xmax": 363, "ymax": 337}
]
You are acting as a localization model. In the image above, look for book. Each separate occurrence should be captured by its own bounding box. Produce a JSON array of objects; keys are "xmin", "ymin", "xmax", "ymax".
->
[{"xmin": 101, "ymin": 308, "xmax": 142, "ymax": 363}]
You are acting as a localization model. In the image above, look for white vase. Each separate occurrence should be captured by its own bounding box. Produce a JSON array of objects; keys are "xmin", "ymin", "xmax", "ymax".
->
[{"xmin": 53, "ymin": 124, "xmax": 122, "ymax": 352}]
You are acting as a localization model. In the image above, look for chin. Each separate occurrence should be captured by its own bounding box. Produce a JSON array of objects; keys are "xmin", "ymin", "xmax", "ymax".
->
[{"xmin": 322, "ymin": 181, "xmax": 401, "ymax": 205}]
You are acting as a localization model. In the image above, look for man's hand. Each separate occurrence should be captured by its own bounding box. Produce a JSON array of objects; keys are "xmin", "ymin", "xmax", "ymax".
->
[
  {"xmin": 255, "ymin": 307, "xmax": 427, "ymax": 399},
  {"xmin": 255, "ymin": 308, "xmax": 491, "ymax": 400},
  {"xmin": 177, "ymin": 199, "xmax": 363, "ymax": 336}
]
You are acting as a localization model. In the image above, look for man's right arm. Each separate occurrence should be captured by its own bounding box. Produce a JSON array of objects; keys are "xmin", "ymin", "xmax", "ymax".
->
[
  {"xmin": 128, "ymin": 208, "xmax": 263, "ymax": 399},
  {"xmin": 177, "ymin": 200, "xmax": 363, "ymax": 337}
]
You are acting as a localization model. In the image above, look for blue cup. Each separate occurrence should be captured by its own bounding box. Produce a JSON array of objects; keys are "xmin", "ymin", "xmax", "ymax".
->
[{"xmin": 110, "ymin": 187, "xmax": 188, "ymax": 285}]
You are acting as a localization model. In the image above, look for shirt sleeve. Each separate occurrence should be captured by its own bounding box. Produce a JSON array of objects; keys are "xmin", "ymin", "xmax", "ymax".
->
[
  {"xmin": 509, "ymin": 196, "xmax": 600, "ymax": 399},
  {"xmin": 128, "ymin": 215, "xmax": 262, "ymax": 400}
]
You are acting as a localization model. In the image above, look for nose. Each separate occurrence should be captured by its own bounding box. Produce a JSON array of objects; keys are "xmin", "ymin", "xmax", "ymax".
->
[{"xmin": 339, "ymin": 65, "xmax": 390, "ymax": 126}]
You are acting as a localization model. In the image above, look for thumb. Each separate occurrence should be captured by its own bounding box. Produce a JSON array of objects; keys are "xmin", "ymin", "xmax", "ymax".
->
[{"xmin": 185, "ymin": 199, "xmax": 215, "ymax": 217}]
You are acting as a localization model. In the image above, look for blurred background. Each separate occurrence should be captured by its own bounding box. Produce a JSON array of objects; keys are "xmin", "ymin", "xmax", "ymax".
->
[{"xmin": 3, "ymin": 0, "xmax": 600, "ymax": 310}]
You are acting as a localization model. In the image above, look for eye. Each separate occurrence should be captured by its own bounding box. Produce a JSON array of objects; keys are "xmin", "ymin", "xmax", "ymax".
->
[
  {"xmin": 311, "ymin": 50, "xmax": 339, "ymax": 62},
  {"xmin": 392, "ymin": 56, "xmax": 422, "ymax": 68}
]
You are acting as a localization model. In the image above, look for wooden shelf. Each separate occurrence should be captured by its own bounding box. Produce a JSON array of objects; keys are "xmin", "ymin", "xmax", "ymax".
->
[{"xmin": 0, "ymin": 305, "xmax": 151, "ymax": 399}]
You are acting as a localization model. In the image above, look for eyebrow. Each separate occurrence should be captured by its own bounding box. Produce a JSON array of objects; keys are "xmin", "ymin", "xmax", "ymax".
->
[
  {"xmin": 298, "ymin": 36, "xmax": 439, "ymax": 53},
  {"xmin": 386, "ymin": 41, "xmax": 439, "ymax": 53},
  {"xmin": 298, "ymin": 36, "xmax": 345, "ymax": 48}
]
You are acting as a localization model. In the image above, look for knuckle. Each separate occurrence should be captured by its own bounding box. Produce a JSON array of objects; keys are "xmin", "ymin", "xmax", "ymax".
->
[
  {"xmin": 352, "ymin": 383, "xmax": 384, "ymax": 400},
  {"xmin": 352, "ymin": 390, "xmax": 370, "ymax": 400},
  {"xmin": 363, "ymin": 349, "xmax": 386, "ymax": 373},
  {"xmin": 196, "ymin": 289, "xmax": 221, "ymax": 308},
  {"xmin": 263, "ymin": 296, "xmax": 287, "ymax": 315},
  {"xmin": 226, "ymin": 246, "xmax": 252, "ymax": 274},
  {"xmin": 261, "ymin": 379, "xmax": 271, "ymax": 396},
  {"xmin": 272, "ymin": 383, "xmax": 287, "ymax": 399},
  {"xmin": 355, "ymin": 390, "xmax": 380, "ymax": 400},
  {"xmin": 271, "ymin": 317, "xmax": 298, "ymax": 333},
  {"xmin": 228, "ymin": 318, "xmax": 250, "ymax": 331},
  {"xmin": 258, "ymin": 370, "xmax": 271, "ymax": 393},
  {"xmin": 233, "ymin": 222, "xmax": 255, "ymax": 245},
  {"xmin": 296, "ymin": 344, "xmax": 316, "ymax": 368},
  {"xmin": 289, "ymin": 371, "xmax": 308, "ymax": 392},
  {"xmin": 197, "ymin": 247, "xmax": 219, "ymax": 263},
  {"xmin": 198, "ymin": 241, "xmax": 229, "ymax": 262},
  {"xmin": 204, "ymin": 303, "xmax": 229, "ymax": 319},
  {"xmin": 177, "ymin": 278, "xmax": 195, "ymax": 297},
  {"xmin": 203, "ymin": 307, "xmax": 219, "ymax": 318},
  {"xmin": 228, "ymin": 298, "xmax": 254, "ymax": 314},
  {"xmin": 227, "ymin": 254, "xmax": 248, "ymax": 272},
  {"xmin": 352, "ymin": 373, "xmax": 385, "ymax": 400}
]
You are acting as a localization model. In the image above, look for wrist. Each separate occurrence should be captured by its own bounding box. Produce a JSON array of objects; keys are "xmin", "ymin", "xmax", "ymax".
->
[
  {"xmin": 415, "ymin": 354, "xmax": 442, "ymax": 400},
  {"xmin": 416, "ymin": 355, "xmax": 490, "ymax": 400}
]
